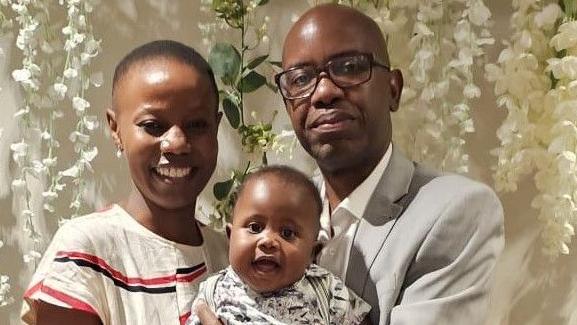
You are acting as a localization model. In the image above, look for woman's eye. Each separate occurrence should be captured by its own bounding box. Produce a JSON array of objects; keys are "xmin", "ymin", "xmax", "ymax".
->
[
  {"xmin": 247, "ymin": 222, "xmax": 263, "ymax": 234},
  {"xmin": 280, "ymin": 228, "xmax": 296, "ymax": 240},
  {"xmin": 139, "ymin": 121, "xmax": 164, "ymax": 136},
  {"xmin": 186, "ymin": 121, "xmax": 209, "ymax": 132}
]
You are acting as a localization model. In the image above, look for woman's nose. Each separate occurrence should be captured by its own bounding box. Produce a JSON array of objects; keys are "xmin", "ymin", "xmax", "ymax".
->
[{"xmin": 161, "ymin": 126, "xmax": 191, "ymax": 154}]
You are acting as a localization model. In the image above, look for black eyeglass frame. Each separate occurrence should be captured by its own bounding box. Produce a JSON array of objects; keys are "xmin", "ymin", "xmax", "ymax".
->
[{"xmin": 274, "ymin": 53, "xmax": 390, "ymax": 100}]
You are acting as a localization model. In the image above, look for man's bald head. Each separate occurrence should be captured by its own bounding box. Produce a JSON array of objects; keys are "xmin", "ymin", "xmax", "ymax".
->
[{"xmin": 283, "ymin": 4, "xmax": 390, "ymax": 67}]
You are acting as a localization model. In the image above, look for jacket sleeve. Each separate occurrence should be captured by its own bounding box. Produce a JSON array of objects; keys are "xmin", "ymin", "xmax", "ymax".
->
[{"xmin": 390, "ymin": 180, "xmax": 504, "ymax": 325}]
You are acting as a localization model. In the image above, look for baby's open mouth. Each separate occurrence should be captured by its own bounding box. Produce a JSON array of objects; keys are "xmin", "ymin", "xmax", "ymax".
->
[{"xmin": 252, "ymin": 256, "xmax": 280, "ymax": 272}]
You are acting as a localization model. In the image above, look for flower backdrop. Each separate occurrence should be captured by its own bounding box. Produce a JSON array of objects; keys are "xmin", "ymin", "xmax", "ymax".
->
[{"xmin": 0, "ymin": 0, "xmax": 576, "ymax": 320}]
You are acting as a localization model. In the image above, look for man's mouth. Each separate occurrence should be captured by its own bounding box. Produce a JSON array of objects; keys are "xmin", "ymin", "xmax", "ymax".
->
[
  {"xmin": 153, "ymin": 166, "xmax": 193, "ymax": 178},
  {"xmin": 310, "ymin": 112, "xmax": 355, "ymax": 130}
]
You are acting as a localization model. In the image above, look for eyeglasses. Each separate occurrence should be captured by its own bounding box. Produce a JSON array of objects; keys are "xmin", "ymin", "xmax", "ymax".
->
[{"xmin": 274, "ymin": 53, "xmax": 390, "ymax": 100}]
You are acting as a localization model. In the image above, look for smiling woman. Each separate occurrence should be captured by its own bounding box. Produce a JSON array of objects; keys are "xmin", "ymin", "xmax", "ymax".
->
[{"xmin": 20, "ymin": 40, "xmax": 228, "ymax": 325}]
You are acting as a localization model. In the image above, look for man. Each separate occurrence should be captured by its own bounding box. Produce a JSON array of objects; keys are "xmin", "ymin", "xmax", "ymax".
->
[{"xmin": 274, "ymin": 4, "xmax": 504, "ymax": 325}]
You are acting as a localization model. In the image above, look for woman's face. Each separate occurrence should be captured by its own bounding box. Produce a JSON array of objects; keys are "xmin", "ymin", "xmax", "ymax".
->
[{"xmin": 107, "ymin": 57, "xmax": 221, "ymax": 210}]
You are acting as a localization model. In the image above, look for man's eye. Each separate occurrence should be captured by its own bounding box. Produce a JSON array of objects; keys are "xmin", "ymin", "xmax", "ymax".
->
[
  {"xmin": 280, "ymin": 227, "xmax": 296, "ymax": 240},
  {"xmin": 288, "ymin": 71, "xmax": 314, "ymax": 87},
  {"xmin": 334, "ymin": 60, "xmax": 363, "ymax": 75},
  {"xmin": 139, "ymin": 121, "xmax": 165, "ymax": 136},
  {"xmin": 247, "ymin": 222, "xmax": 263, "ymax": 234}
]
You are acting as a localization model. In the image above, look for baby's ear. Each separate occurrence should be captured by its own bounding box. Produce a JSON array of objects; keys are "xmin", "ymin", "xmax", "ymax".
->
[
  {"xmin": 225, "ymin": 223, "xmax": 232, "ymax": 239},
  {"xmin": 311, "ymin": 241, "xmax": 323, "ymax": 262}
]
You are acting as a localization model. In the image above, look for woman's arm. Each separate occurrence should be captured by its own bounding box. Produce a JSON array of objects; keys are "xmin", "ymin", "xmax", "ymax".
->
[{"xmin": 37, "ymin": 301, "xmax": 102, "ymax": 325}]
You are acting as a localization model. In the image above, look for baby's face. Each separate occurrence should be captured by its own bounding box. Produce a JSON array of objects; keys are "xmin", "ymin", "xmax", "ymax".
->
[
  {"xmin": 109, "ymin": 57, "xmax": 220, "ymax": 210},
  {"xmin": 228, "ymin": 175, "xmax": 320, "ymax": 293}
]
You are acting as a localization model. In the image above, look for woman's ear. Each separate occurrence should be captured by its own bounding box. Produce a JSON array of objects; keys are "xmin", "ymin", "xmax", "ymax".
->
[{"xmin": 106, "ymin": 108, "xmax": 122, "ymax": 149}]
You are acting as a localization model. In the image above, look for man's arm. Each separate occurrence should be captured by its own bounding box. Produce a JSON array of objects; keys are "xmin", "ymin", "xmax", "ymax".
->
[{"xmin": 390, "ymin": 181, "xmax": 504, "ymax": 325}]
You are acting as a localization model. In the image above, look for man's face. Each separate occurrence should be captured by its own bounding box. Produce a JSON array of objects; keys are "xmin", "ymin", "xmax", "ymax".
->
[
  {"xmin": 108, "ymin": 58, "xmax": 220, "ymax": 210},
  {"xmin": 228, "ymin": 175, "xmax": 319, "ymax": 293},
  {"xmin": 281, "ymin": 11, "xmax": 402, "ymax": 174}
]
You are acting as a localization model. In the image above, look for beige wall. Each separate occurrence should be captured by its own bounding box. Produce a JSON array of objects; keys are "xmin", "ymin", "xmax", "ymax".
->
[{"xmin": 0, "ymin": 0, "xmax": 576, "ymax": 324}]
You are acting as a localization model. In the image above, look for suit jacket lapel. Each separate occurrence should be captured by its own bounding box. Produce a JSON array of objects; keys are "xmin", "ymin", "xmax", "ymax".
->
[{"xmin": 346, "ymin": 148, "xmax": 414, "ymax": 295}]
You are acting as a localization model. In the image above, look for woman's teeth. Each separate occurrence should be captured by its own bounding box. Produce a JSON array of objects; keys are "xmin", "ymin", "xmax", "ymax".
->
[{"xmin": 155, "ymin": 167, "xmax": 191, "ymax": 178}]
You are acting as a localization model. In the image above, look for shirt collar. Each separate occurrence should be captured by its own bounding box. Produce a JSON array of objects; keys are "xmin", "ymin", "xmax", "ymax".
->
[{"xmin": 320, "ymin": 143, "xmax": 393, "ymax": 220}]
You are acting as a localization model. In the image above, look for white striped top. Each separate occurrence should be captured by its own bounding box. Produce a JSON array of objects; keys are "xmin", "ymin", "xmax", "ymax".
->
[{"xmin": 21, "ymin": 204, "xmax": 228, "ymax": 325}]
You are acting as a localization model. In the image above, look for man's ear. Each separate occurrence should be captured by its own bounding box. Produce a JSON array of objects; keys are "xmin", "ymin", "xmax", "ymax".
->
[
  {"xmin": 216, "ymin": 111, "xmax": 223, "ymax": 125},
  {"xmin": 225, "ymin": 223, "xmax": 232, "ymax": 240},
  {"xmin": 106, "ymin": 108, "xmax": 122, "ymax": 149},
  {"xmin": 389, "ymin": 69, "xmax": 404, "ymax": 112}
]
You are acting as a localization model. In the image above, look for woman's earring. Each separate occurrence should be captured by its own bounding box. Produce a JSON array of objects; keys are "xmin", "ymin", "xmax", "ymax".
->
[{"xmin": 116, "ymin": 147, "xmax": 123, "ymax": 158}]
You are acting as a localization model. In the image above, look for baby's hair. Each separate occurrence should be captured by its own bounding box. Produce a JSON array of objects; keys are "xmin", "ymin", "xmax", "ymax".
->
[
  {"xmin": 112, "ymin": 40, "xmax": 218, "ymax": 108},
  {"xmin": 235, "ymin": 165, "xmax": 323, "ymax": 218}
]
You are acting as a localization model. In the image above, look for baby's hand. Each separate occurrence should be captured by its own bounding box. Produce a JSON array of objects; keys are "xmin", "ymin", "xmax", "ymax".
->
[{"xmin": 193, "ymin": 299, "xmax": 223, "ymax": 325}]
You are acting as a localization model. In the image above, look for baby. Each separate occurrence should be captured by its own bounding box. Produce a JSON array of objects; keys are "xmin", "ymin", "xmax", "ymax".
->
[{"xmin": 187, "ymin": 165, "xmax": 370, "ymax": 324}]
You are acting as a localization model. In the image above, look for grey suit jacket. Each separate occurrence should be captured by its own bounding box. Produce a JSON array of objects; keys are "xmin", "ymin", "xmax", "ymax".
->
[{"xmin": 321, "ymin": 148, "xmax": 504, "ymax": 325}]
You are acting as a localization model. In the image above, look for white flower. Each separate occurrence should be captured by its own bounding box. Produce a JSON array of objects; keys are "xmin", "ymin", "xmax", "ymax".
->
[
  {"xmin": 63, "ymin": 67, "xmax": 78, "ymax": 79},
  {"xmin": 72, "ymin": 96, "xmax": 90, "ymax": 113},
  {"xmin": 12, "ymin": 68, "xmax": 31, "ymax": 82},
  {"xmin": 0, "ymin": 240, "xmax": 3, "ymax": 249},
  {"xmin": 60, "ymin": 165, "xmax": 80, "ymax": 177},
  {"xmin": 42, "ymin": 191, "xmax": 58, "ymax": 201},
  {"xmin": 11, "ymin": 179, "xmax": 27, "ymax": 195},
  {"xmin": 546, "ymin": 57, "xmax": 577, "ymax": 80},
  {"xmin": 550, "ymin": 21, "xmax": 577, "ymax": 52},
  {"xmin": 83, "ymin": 115, "xmax": 99, "ymax": 130},
  {"xmin": 534, "ymin": 3, "xmax": 562, "ymax": 29},
  {"xmin": 81, "ymin": 146, "xmax": 98, "ymax": 162},
  {"xmin": 53, "ymin": 82, "xmax": 68, "ymax": 99},
  {"xmin": 463, "ymin": 83, "xmax": 481, "ymax": 99},
  {"xmin": 23, "ymin": 250, "xmax": 42, "ymax": 264},
  {"xmin": 468, "ymin": 0, "xmax": 491, "ymax": 26},
  {"xmin": 90, "ymin": 71, "xmax": 103, "ymax": 87}
]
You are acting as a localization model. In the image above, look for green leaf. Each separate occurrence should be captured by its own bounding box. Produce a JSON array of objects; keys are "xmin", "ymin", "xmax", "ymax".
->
[
  {"xmin": 247, "ymin": 55, "xmax": 269, "ymax": 70},
  {"xmin": 268, "ymin": 61, "xmax": 283, "ymax": 68},
  {"xmin": 222, "ymin": 96, "xmax": 240, "ymax": 129},
  {"xmin": 213, "ymin": 178, "xmax": 234, "ymax": 200},
  {"xmin": 209, "ymin": 43, "xmax": 241, "ymax": 85},
  {"xmin": 256, "ymin": 0, "xmax": 269, "ymax": 6},
  {"xmin": 239, "ymin": 71, "xmax": 266, "ymax": 93},
  {"xmin": 265, "ymin": 81, "xmax": 278, "ymax": 93}
]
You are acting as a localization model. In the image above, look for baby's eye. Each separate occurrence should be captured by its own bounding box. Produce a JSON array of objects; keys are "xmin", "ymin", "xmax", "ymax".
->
[
  {"xmin": 138, "ymin": 120, "xmax": 165, "ymax": 137},
  {"xmin": 280, "ymin": 227, "xmax": 296, "ymax": 241},
  {"xmin": 247, "ymin": 222, "xmax": 264, "ymax": 234}
]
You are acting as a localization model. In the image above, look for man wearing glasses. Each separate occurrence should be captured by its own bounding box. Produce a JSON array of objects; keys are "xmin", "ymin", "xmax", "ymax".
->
[{"xmin": 276, "ymin": 4, "xmax": 504, "ymax": 325}]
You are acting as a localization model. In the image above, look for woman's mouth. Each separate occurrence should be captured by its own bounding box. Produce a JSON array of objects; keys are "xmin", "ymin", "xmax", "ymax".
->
[{"xmin": 153, "ymin": 166, "xmax": 192, "ymax": 178}]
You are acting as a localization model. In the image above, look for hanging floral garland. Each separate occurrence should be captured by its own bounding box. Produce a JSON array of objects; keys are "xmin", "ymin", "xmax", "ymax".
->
[
  {"xmin": 0, "ymin": 0, "xmax": 101, "ymax": 307},
  {"xmin": 486, "ymin": 0, "xmax": 576, "ymax": 257}
]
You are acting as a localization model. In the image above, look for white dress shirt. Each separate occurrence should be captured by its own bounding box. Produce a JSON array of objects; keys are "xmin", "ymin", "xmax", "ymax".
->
[{"xmin": 317, "ymin": 144, "xmax": 393, "ymax": 279}]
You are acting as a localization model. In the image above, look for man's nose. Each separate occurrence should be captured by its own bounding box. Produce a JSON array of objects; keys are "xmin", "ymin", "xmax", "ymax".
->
[
  {"xmin": 161, "ymin": 126, "xmax": 191, "ymax": 154},
  {"xmin": 310, "ymin": 74, "xmax": 345, "ymax": 108},
  {"xmin": 257, "ymin": 231, "xmax": 280, "ymax": 252}
]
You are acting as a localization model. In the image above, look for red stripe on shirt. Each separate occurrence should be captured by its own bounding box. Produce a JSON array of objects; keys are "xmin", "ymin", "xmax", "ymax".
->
[
  {"xmin": 176, "ymin": 265, "xmax": 207, "ymax": 283},
  {"xmin": 56, "ymin": 251, "xmax": 203, "ymax": 286},
  {"xmin": 41, "ymin": 285, "xmax": 99, "ymax": 315},
  {"xmin": 180, "ymin": 311, "xmax": 191, "ymax": 325}
]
